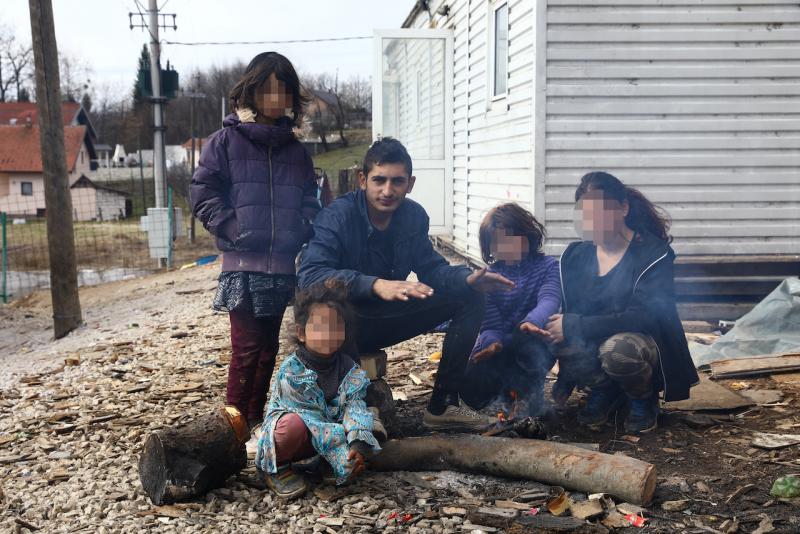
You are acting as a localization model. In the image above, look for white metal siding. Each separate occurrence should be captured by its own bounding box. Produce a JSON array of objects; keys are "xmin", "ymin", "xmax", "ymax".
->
[
  {"xmin": 544, "ymin": 0, "xmax": 800, "ymax": 256},
  {"xmin": 415, "ymin": 0, "xmax": 538, "ymax": 261}
]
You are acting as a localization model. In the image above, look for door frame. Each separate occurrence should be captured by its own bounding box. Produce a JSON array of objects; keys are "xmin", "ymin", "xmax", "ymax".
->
[{"xmin": 372, "ymin": 28, "xmax": 454, "ymax": 235}]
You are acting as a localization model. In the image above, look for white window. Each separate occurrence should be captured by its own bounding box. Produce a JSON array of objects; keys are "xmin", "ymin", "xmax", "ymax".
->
[{"xmin": 491, "ymin": 2, "xmax": 509, "ymax": 98}]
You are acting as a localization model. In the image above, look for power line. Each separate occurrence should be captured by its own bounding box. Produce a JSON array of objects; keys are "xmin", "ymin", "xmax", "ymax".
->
[
  {"xmin": 131, "ymin": 0, "xmax": 159, "ymax": 45},
  {"xmin": 163, "ymin": 36, "xmax": 371, "ymax": 46}
]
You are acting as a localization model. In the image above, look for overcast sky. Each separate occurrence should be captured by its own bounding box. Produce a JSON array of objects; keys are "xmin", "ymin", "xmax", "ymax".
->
[{"xmin": 4, "ymin": 0, "xmax": 415, "ymax": 99}]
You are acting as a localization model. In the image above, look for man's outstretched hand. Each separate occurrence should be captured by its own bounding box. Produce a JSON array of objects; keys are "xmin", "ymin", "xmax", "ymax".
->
[
  {"xmin": 470, "ymin": 341, "xmax": 503, "ymax": 363},
  {"xmin": 373, "ymin": 279, "xmax": 434, "ymax": 301},
  {"xmin": 466, "ymin": 268, "xmax": 515, "ymax": 294}
]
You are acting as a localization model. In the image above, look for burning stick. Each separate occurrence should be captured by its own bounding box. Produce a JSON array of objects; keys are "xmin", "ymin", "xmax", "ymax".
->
[
  {"xmin": 482, "ymin": 416, "xmax": 547, "ymax": 439},
  {"xmin": 485, "ymin": 389, "xmax": 546, "ymax": 438}
]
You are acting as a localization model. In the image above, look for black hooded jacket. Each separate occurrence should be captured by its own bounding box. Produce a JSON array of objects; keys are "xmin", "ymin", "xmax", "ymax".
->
[{"xmin": 560, "ymin": 232, "xmax": 698, "ymax": 401}]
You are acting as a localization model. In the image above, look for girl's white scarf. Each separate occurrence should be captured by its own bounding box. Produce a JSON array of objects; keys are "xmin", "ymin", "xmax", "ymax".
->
[{"xmin": 236, "ymin": 107, "xmax": 257, "ymax": 123}]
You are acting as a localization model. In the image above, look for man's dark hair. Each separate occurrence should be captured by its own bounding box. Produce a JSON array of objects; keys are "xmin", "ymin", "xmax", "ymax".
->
[
  {"xmin": 361, "ymin": 137, "xmax": 413, "ymax": 177},
  {"xmin": 229, "ymin": 51, "xmax": 310, "ymax": 124},
  {"xmin": 293, "ymin": 278, "xmax": 355, "ymax": 347}
]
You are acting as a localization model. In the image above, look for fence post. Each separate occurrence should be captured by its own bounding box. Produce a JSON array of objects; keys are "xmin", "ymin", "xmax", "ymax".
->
[
  {"xmin": 167, "ymin": 186, "xmax": 173, "ymax": 269},
  {"xmin": 1, "ymin": 212, "xmax": 7, "ymax": 304}
]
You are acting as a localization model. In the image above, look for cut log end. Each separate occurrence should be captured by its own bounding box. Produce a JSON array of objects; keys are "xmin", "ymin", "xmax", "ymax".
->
[
  {"xmin": 138, "ymin": 406, "xmax": 248, "ymax": 505},
  {"xmin": 138, "ymin": 433, "xmax": 168, "ymax": 506}
]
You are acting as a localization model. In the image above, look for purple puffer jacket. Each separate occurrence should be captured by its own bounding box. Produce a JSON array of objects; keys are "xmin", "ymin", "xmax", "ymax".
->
[{"xmin": 190, "ymin": 114, "xmax": 320, "ymax": 274}]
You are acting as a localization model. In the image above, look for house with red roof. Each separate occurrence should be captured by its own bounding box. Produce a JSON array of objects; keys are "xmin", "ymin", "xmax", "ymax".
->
[
  {"xmin": 0, "ymin": 102, "xmax": 97, "ymax": 141},
  {"xmin": 0, "ymin": 120, "xmax": 125, "ymax": 221}
]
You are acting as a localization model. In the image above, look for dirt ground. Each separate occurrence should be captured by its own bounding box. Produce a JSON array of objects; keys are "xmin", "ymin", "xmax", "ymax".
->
[{"xmin": 0, "ymin": 262, "xmax": 798, "ymax": 533}]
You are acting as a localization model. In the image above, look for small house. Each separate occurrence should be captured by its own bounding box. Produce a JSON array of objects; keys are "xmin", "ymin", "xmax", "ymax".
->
[
  {"xmin": 69, "ymin": 175, "xmax": 128, "ymax": 221},
  {"xmin": 0, "ymin": 123, "xmax": 99, "ymax": 218}
]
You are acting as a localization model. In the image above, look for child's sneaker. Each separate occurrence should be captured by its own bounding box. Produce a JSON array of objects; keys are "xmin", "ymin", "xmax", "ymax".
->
[{"xmin": 261, "ymin": 464, "xmax": 308, "ymax": 500}]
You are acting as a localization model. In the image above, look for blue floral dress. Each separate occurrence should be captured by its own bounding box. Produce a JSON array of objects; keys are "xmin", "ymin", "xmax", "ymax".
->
[{"xmin": 255, "ymin": 353, "xmax": 381, "ymax": 484}]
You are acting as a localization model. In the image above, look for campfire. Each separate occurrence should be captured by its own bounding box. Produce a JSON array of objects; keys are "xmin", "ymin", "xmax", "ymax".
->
[
  {"xmin": 485, "ymin": 389, "xmax": 547, "ymax": 439},
  {"xmin": 497, "ymin": 389, "xmax": 520, "ymax": 422}
]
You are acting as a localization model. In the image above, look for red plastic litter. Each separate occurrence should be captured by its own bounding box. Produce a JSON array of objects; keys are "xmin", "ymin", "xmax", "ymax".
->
[
  {"xmin": 525, "ymin": 507, "xmax": 540, "ymax": 516},
  {"xmin": 387, "ymin": 511, "xmax": 398, "ymax": 520},
  {"xmin": 625, "ymin": 514, "xmax": 647, "ymax": 527},
  {"xmin": 401, "ymin": 514, "xmax": 413, "ymax": 523}
]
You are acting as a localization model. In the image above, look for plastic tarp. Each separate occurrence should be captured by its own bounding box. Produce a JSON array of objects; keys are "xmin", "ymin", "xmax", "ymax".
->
[{"xmin": 690, "ymin": 277, "xmax": 800, "ymax": 367}]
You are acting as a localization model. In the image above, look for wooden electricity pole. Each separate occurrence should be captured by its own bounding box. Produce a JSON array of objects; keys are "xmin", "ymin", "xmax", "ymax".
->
[{"xmin": 29, "ymin": 0, "xmax": 82, "ymax": 338}]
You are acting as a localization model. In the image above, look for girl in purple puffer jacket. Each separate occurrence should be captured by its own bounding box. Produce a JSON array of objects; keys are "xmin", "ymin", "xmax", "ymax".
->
[{"xmin": 191, "ymin": 52, "xmax": 321, "ymax": 430}]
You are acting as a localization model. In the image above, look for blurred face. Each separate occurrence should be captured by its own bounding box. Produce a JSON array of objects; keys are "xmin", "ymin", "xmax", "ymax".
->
[
  {"xmin": 574, "ymin": 191, "xmax": 629, "ymax": 245},
  {"xmin": 296, "ymin": 304, "xmax": 345, "ymax": 357},
  {"xmin": 359, "ymin": 162, "xmax": 415, "ymax": 217},
  {"xmin": 490, "ymin": 228, "xmax": 529, "ymax": 264},
  {"xmin": 255, "ymin": 73, "xmax": 293, "ymax": 119}
]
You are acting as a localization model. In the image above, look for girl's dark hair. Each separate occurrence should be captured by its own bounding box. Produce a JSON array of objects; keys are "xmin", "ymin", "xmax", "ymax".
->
[
  {"xmin": 479, "ymin": 202, "xmax": 546, "ymax": 264},
  {"xmin": 293, "ymin": 278, "xmax": 355, "ymax": 347},
  {"xmin": 575, "ymin": 171, "xmax": 672, "ymax": 243},
  {"xmin": 229, "ymin": 52, "xmax": 310, "ymax": 124}
]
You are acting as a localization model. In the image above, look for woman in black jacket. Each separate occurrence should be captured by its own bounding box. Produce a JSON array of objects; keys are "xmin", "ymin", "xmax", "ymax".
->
[{"xmin": 544, "ymin": 172, "xmax": 698, "ymax": 434}]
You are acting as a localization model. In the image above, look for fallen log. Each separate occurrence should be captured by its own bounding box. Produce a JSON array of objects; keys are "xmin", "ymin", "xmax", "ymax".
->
[
  {"xmin": 370, "ymin": 435, "xmax": 656, "ymax": 505},
  {"xmin": 138, "ymin": 406, "xmax": 249, "ymax": 505}
]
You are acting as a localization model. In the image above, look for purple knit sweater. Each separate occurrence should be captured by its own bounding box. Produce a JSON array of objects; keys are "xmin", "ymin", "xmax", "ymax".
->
[{"xmin": 471, "ymin": 254, "xmax": 561, "ymax": 355}]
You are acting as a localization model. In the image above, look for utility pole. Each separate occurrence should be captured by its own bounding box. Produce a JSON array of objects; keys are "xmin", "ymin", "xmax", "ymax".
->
[
  {"xmin": 129, "ymin": 1, "xmax": 177, "ymax": 209},
  {"xmin": 148, "ymin": 0, "xmax": 165, "ymax": 208},
  {"xmin": 28, "ymin": 0, "xmax": 82, "ymax": 338}
]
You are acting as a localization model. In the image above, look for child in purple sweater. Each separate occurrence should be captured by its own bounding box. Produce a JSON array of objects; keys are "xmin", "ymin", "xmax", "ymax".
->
[{"xmin": 461, "ymin": 203, "xmax": 561, "ymax": 416}]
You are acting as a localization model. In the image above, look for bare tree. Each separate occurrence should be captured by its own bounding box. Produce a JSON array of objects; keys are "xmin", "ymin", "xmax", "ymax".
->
[
  {"xmin": 6, "ymin": 41, "xmax": 33, "ymax": 101},
  {"xmin": 0, "ymin": 25, "xmax": 21, "ymax": 101},
  {"xmin": 340, "ymin": 75, "xmax": 371, "ymax": 113},
  {"xmin": 58, "ymin": 52, "xmax": 92, "ymax": 103},
  {"xmin": 304, "ymin": 72, "xmax": 350, "ymax": 150}
]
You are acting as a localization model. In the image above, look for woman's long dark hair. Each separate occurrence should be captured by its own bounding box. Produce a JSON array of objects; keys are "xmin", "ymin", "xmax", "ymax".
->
[
  {"xmin": 575, "ymin": 171, "xmax": 672, "ymax": 243},
  {"xmin": 479, "ymin": 202, "xmax": 546, "ymax": 264},
  {"xmin": 228, "ymin": 51, "xmax": 309, "ymax": 124}
]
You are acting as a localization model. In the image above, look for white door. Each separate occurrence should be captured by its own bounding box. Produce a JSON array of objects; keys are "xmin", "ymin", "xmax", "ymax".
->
[{"xmin": 373, "ymin": 29, "xmax": 454, "ymax": 235}]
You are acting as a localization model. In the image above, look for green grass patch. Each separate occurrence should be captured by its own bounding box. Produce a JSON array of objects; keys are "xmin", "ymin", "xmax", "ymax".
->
[{"xmin": 311, "ymin": 143, "xmax": 370, "ymax": 183}]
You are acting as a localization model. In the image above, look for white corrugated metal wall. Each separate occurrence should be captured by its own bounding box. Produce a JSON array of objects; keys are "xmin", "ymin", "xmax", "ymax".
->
[
  {"xmin": 382, "ymin": 39, "xmax": 447, "ymax": 161},
  {"xmin": 543, "ymin": 0, "xmax": 800, "ymax": 256},
  {"xmin": 412, "ymin": 0, "xmax": 538, "ymax": 261},
  {"xmin": 405, "ymin": 0, "xmax": 800, "ymax": 259}
]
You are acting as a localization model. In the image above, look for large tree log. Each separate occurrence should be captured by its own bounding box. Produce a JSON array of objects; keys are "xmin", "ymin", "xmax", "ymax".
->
[
  {"xmin": 370, "ymin": 435, "xmax": 656, "ymax": 505},
  {"xmin": 138, "ymin": 406, "xmax": 249, "ymax": 505}
]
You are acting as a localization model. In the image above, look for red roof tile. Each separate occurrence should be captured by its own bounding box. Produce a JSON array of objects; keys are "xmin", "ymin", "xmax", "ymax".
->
[
  {"xmin": 0, "ymin": 102, "xmax": 80, "ymax": 127},
  {"xmin": 0, "ymin": 124, "xmax": 87, "ymax": 173}
]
